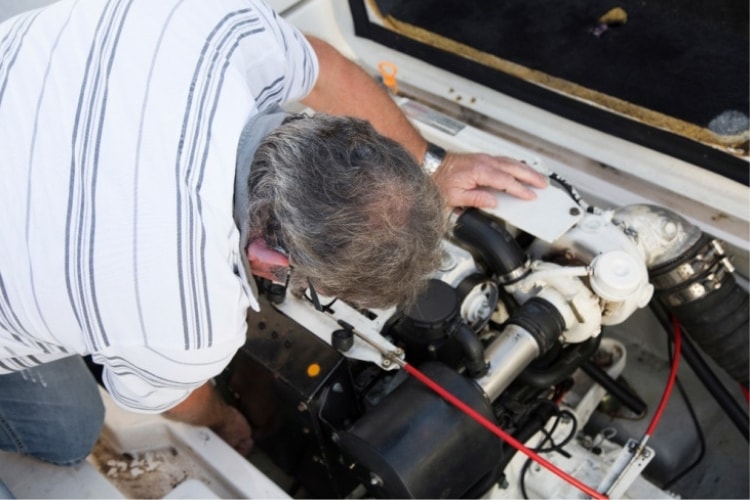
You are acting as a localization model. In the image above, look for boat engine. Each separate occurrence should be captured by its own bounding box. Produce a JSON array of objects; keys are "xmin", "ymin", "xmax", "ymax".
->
[{"xmin": 224, "ymin": 176, "xmax": 748, "ymax": 499}]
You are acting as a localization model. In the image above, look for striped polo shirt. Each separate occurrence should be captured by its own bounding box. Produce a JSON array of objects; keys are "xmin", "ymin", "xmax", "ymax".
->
[{"xmin": 0, "ymin": 0, "xmax": 318, "ymax": 412}]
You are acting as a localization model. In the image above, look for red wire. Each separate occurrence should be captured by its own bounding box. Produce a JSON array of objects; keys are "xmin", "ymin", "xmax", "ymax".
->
[
  {"xmin": 399, "ymin": 315, "xmax": 684, "ymax": 497},
  {"xmin": 644, "ymin": 315, "xmax": 682, "ymax": 438},
  {"xmin": 740, "ymin": 384, "xmax": 749, "ymax": 403},
  {"xmin": 402, "ymin": 362, "xmax": 608, "ymax": 499}
]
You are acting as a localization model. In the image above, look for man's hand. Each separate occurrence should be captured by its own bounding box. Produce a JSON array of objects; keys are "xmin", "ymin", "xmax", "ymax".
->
[
  {"xmin": 300, "ymin": 35, "xmax": 547, "ymax": 210},
  {"xmin": 210, "ymin": 405, "xmax": 254, "ymax": 457},
  {"xmin": 164, "ymin": 382, "xmax": 253, "ymax": 456},
  {"xmin": 432, "ymin": 152, "xmax": 548, "ymax": 209}
]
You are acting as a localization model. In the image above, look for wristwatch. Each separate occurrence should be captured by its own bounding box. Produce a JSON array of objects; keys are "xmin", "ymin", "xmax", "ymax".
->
[{"xmin": 421, "ymin": 142, "xmax": 446, "ymax": 174}]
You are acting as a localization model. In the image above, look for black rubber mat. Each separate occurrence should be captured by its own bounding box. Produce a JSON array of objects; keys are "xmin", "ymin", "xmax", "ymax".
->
[{"xmin": 372, "ymin": 0, "xmax": 748, "ymax": 133}]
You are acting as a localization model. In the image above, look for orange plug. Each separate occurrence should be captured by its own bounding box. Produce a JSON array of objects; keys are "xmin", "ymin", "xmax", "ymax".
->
[{"xmin": 378, "ymin": 61, "xmax": 399, "ymax": 95}]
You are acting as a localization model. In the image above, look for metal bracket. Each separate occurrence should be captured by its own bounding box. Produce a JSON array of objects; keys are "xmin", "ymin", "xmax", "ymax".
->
[
  {"xmin": 273, "ymin": 293, "xmax": 403, "ymax": 370},
  {"xmin": 597, "ymin": 437, "xmax": 656, "ymax": 497}
]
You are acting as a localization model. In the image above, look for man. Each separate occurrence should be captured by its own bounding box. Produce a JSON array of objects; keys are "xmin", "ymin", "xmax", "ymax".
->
[{"xmin": 0, "ymin": 0, "xmax": 546, "ymax": 470}]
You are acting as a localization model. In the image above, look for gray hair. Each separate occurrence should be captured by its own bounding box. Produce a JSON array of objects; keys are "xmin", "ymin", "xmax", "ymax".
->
[{"xmin": 246, "ymin": 113, "xmax": 446, "ymax": 309}]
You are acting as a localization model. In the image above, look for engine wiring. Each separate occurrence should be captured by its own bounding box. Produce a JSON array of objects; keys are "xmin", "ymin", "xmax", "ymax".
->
[
  {"xmin": 662, "ymin": 322, "xmax": 706, "ymax": 489},
  {"xmin": 400, "ymin": 361, "xmax": 608, "ymax": 499},
  {"xmin": 650, "ymin": 301, "xmax": 749, "ymax": 440},
  {"xmin": 535, "ymin": 409, "xmax": 579, "ymax": 454},
  {"xmin": 548, "ymin": 171, "xmax": 596, "ymax": 213},
  {"xmin": 519, "ymin": 407, "xmax": 579, "ymax": 499},
  {"xmin": 644, "ymin": 316, "xmax": 682, "ymax": 439}
]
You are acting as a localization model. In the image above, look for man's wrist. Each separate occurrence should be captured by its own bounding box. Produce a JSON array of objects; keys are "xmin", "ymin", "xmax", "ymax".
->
[{"xmin": 421, "ymin": 141, "xmax": 446, "ymax": 174}]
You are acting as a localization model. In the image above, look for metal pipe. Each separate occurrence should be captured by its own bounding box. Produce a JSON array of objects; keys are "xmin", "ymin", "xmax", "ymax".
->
[{"xmin": 476, "ymin": 324, "xmax": 541, "ymax": 401}]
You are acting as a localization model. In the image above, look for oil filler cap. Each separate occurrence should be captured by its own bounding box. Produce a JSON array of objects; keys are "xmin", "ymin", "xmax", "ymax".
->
[
  {"xmin": 399, "ymin": 279, "xmax": 459, "ymax": 341},
  {"xmin": 590, "ymin": 250, "xmax": 643, "ymax": 301}
]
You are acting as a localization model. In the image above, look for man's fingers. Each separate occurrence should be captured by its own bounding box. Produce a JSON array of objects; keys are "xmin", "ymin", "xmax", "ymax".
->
[
  {"xmin": 469, "ymin": 161, "xmax": 538, "ymax": 201},
  {"xmin": 443, "ymin": 186, "xmax": 498, "ymax": 209},
  {"xmin": 433, "ymin": 152, "xmax": 548, "ymax": 208},
  {"xmin": 483, "ymin": 156, "xmax": 547, "ymax": 189}
]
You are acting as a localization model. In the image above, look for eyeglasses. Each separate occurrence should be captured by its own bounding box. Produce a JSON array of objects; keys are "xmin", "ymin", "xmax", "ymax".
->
[
  {"xmin": 306, "ymin": 278, "xmax": 338, "ymax": 313},
  {"xmin": 271, "ymin": 265, "xmax": 336, "ymax": 313}
]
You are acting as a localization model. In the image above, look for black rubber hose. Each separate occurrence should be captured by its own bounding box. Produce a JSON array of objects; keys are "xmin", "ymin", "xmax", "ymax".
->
[
  {"xmin": 519, "ymin": 336, "xmax": 601, "ymax": 388},
  {"xmin": 662, "ymin": 271, "xmax": 749, "ymax": 387},
  {"xmin": 507, "ymin": 297, "xmax": 566, "ymax": 357},
  {"xmin": 580, "ymin": 360, "xmax": 647, "ymax": 415},
  {"xmin": 649, "ymin": 233, "xmax": 749, "ymax": 387},
  {"xmin": 453, "ymin": 208, "xmax": 528, "ymax": 281},
  {"xmin": 679, "ymin": 328, "xmax": 749, "ymax": 441},
  {"xmin": 652, "ymin": 302, "xmax": 749, "ymax": 441},
  {"xmin": 454, "ymin": 322, "xmax": 488, "ymax": 378}
]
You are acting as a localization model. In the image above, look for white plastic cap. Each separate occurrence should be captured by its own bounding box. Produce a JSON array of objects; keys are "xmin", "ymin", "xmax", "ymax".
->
[{"xmin": 590, "ymin": 250, "xmax": 644, "ymax": 302}]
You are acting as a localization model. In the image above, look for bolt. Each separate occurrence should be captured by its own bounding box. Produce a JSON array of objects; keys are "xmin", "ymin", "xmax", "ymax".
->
[
  {"xmin": 570, "ymin": 207, "xmax": 581, "ymax": 216},
  {"xmin": 297, "ymin": 402, "xmax": 308, "ymax": 412}
]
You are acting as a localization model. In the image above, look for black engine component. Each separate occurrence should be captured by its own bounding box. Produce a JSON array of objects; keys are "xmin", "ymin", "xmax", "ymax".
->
[
  {"xmin": 337, "ymin": 362, "xmax": 503, "ymax": 498},
  {"xmin": 388, "ymin": 279, "xmax": 487, "ymax": 377},
  {"xmin": 452, "ymin": 208, "xmax": 529, "ymax": 282}
]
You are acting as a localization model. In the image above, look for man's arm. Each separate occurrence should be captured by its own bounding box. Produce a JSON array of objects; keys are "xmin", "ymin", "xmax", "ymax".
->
[
  {"xmin": 164, "ymin": 382, "xmax": 253, "ymax": 456},
  {"xmin": 301, "ymin": 36, "xmax": 547, "ymax": 208},
  {"xmin": 301, "ymin": 36, "xmax": 427, "ymax": 162}
]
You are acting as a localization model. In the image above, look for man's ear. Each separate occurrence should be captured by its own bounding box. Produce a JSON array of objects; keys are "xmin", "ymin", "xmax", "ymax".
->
[{"xmin": 247, "ymin": 238, "xmax": 290, "ymax": 283}]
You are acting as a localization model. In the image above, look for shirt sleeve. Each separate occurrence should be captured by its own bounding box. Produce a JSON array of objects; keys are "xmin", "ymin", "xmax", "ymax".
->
[
  {"xmin": 276, "ymin": 15, "xmax": 320, "ymax": 102},
  {"xmin": 94, "ymin": 334, "xmax": 245, "ymax": 414},
  {"xmin": 245, "ymin": 0, "xmax": 320, "ymax": 105}
]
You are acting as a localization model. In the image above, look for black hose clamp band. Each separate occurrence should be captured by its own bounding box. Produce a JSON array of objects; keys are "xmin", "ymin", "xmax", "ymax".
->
[{"xmin": 506, "ymin": 297, "xmax": 566, "ymax": 355}]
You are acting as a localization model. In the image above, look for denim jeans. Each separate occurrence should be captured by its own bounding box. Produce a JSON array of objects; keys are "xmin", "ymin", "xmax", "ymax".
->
[{"xmin": 0, "ymin": 355, "xmax": 104, "ymax": 465}]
